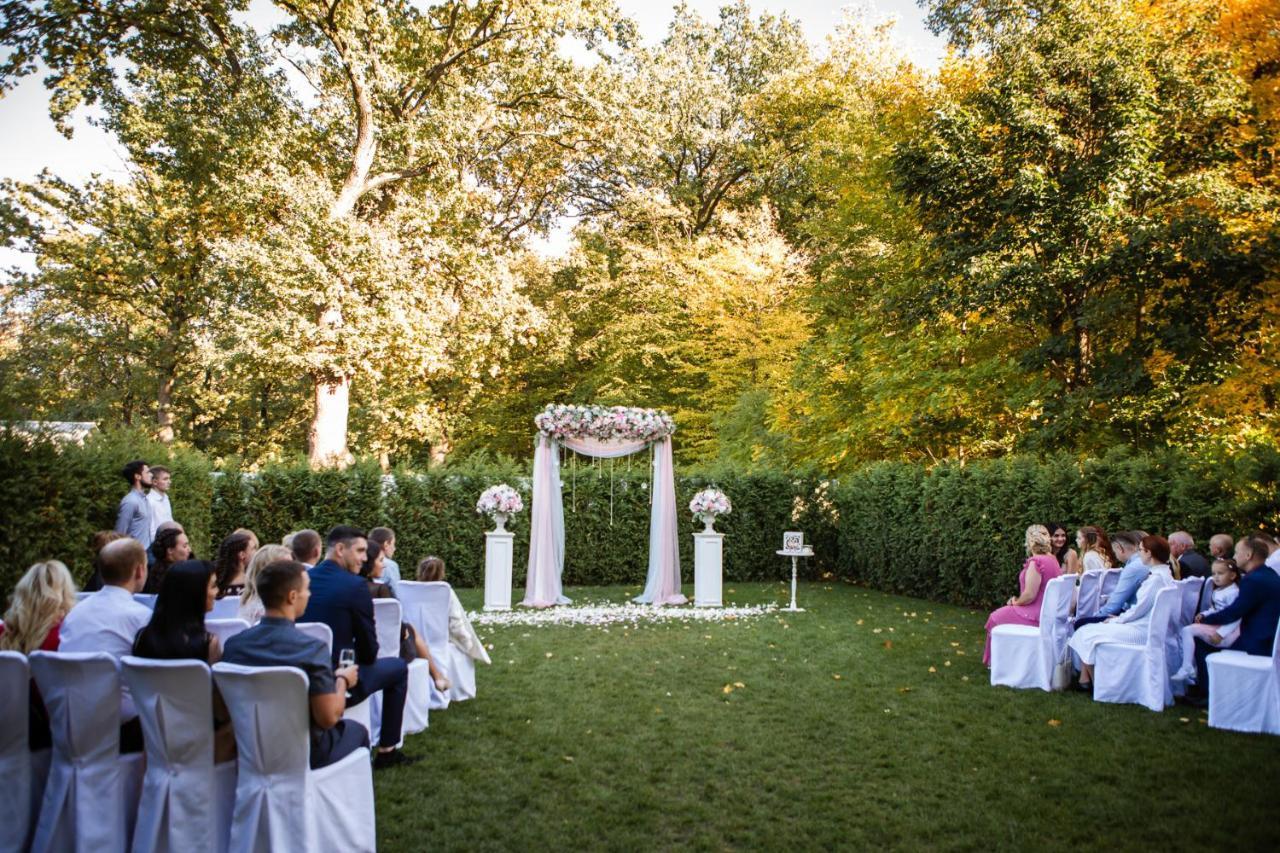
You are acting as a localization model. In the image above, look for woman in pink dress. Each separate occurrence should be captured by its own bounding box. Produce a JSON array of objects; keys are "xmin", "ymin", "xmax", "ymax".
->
[{"xmin": 983, "ymin": 525, "xmax": 1063, "ymax": 665}]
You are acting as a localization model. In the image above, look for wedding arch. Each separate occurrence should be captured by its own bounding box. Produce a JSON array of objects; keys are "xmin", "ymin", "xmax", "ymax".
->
[{"xmin": 523, "ymin": 404, "xmax": 686, "ymax": 608}]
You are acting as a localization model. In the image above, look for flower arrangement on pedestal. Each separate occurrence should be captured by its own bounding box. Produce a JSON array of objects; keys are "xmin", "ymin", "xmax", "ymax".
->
[
  {"xmin": 477, "ymin": 484, "xmax": 524, "ymax": 533},
  {"xmin": 689, "ymin": 488, "xmax": 731, "ymax": 532},
  {"xmin": 535, "ymin": 404, "xmax": 675, "ymax": 442}
]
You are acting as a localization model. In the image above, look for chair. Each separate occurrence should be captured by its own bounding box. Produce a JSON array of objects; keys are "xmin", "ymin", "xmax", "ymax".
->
[
  {"xmin": 1207, "ymin": 620, "xmax": 1280, "ymax": 735},
  {"xmin": 0, "ymin": 651, "xmax": 47, "ymax": 853},
  {"xmin": 297, "ymin": 621, "xmax": 372, "ymax": 732},
  {"xmin": 370, "ymin": 598, "xmax": 429, "ymax": 741},
  {"xmin": 206, "ymin": 618, "xmax": 251, "ymax": 648},
  {"xmin": 1092, "ymin": 587, "xmax": 1180, "ymax": 711},
  {"xmin": 1176, "ymin": 578, "xmax": 1207, "ymax": 628},
  {"xmin": 296, "ymin": 621, "xmax": 333, "ymax": 650},
  {"xmin": 29, "ymin": 651, "xmax": 145, "ymax": 853},
  {"xmin": 212, "ymin": 663, "xmax": 376, "ymax": 853},
  {"xmin": 1096, "ymin": 569, "xmax": 1121, "ymax": 611},
  {"xmin": 135, "ymin": 593, "xmax": 158, "ymax": 610},
  {"xmin": 209, "ymin": 597, "xmax": 242, "ymax": 620},
  {"xmin": 122, "ymin": 657, "xmax": 236, "ymax": 853},
  {"xmin": 401, "ymin": 580, "xmax": 475, "ymax": 702},
  {"xmin": 1076, "ymin": 570, "xmax": 1105, "ymax": 619},
  {"xmin": 989, "ymin": 576, "xmax": 1074, "ymax": 691}
]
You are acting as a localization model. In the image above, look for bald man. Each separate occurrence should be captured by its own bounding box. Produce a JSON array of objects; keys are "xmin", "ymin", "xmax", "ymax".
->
[{"xmin": 1209, "ymin": 534, "xmax": 1234, "ymax": 562}]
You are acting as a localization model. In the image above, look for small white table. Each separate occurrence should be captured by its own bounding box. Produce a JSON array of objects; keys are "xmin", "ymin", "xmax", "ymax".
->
[
  {"xmin": 694, "ymin": 532, "xmax": 724, "ymax": 607},
  {"xmin": 484, "ymin": 530, "xmax": 514, "ymax": 611},
  {"xmin": 776, "ymin": 548, "xmax": 813, "ymax": 612}
]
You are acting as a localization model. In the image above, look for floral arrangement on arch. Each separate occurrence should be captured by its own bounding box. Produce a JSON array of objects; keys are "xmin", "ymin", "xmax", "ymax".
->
[
  {"xmin": 476, "ymin": 484, "xmax": 524, "ymax": 518},
  {"xmin": 535, "ymin": 404, "xmax": 675, "ymax": 442},
  {"xmin": 689, "ymin": 488, "xmax": 731, "ymax": 519}
]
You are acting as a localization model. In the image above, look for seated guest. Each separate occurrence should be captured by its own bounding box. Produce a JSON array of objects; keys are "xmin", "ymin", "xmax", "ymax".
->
[
  {"xmin": 368, "ymin": 527, "xmax": 401, "ymax": 596},
  {"xmin": 1075, "ymin": 531, "xmax": 1148, "ymax": 628},
  {"xmin": 238, "ymin": 544, "xmax": 291, "ymax": 624},
  {"xmin": 144, "ymin": 525, "xmax": 192, "ymax": 593},
  {"xmin": 0, "ymin": 560, "xmax": 78, "ymax": 752},
  {"xmin": 58, "ymin": 538, "xmax": 151, "ymax": 751},
  {"xmin": 362, "ymin": 544, "xmax": 451, "ymax": 688},
  {"xmin": 290, "ymin": 529, "xmax": 322, "ymax": 569},
  {"xmin": 1069, "ymin": 535, "xmax": 1175, "ymax": 691},
  {"xmin": 1173, "ymin": 558, "xmax": 1241, "ymax": 684},
  {"xmin": 1169, "ymin": 531, "xmax": 1209, "ymax": 579},
  {"xmin": 222, "ymin": 560, "xmax": 369, "ymax": 769},
  {"xmin": 1048, "ymin": 524, "xmax": 1079, "ymax": 574},
  {"xmin": 1075, "ymin": 526, "xmax": 1113, "ymax": 573},
  {"xmin": 302, "ymin": 526, "xmax": 417, "ymax": 769},
  {"xmin": 132, "ymin": 559, "xmax": 235, "ymax": 762},
  {"xmin": 418, "ymin": 556, "xmax": 492, "ymax": 666},
  {"xmin": 82, "ymin": 529, "xmax": 125, "ymax": 592},
  {"xmin": 983, "ymin": 526, "xmax": 1063, "ymax": 666},
  {"xmin": 1187, "ymin": 536, "xmax": 1280, "ymax": 702},
  {"xmin": 214, "ymin": 529, "xmax": 258, "ymax": 599},
  {"xmin": 1209, "ymin": 533, "xmax": 1234, "ymax": 562}
]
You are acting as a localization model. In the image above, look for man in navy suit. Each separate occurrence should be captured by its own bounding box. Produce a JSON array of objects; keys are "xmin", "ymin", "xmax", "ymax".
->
[
  {"xmin": 1186, "ymin": 536, "xmax": 1280, "ymax": 704},
  {"xmin": 302, "ymin": 525, "xmax": 417, "ymax": 769}
]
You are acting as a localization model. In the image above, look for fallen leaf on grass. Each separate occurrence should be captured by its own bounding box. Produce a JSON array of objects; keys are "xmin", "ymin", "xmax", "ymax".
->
[
  {"xmin": 1179, "ymin": 717, "xmax": 1190, "ymax": 723},
  {"xmin": 882, "ymin": 640, "xmax": 893, "ymax": 649},
  {"xmin": 734, "ymin": 681, "xmax": 745, "ymax": 688},
  {"xmin": 944, "ymin": 661, "xmax": 952, "ymax": 667},
  {"xmin": 898, "ymin": 687, "xmax": 912, "ymax": 693},
  {"xmin": 722, "ymin": 684, "xmax": 735, "ymax": 694},
  {"xmin": 833, "ymin": 674, "xmax": 843, "ymax": 680},
  {"xmin": 873, "ymin": 628, "xmax": 883, "ymax": 634},
  {"xmin": 563, "ymin": 755, "xmax": 575, "ymax": 762},
  {"xmin": 545, "ymin": 652, "xmax": 553, "ymax": 658},
  {"xmin": 928, "ymin": 666, "xmax": 937, "ymax": 673},
  {"xmin": 856, "ymin": 619, "xmax": 864, "ymax": 626},
  {"xmin": 1047, "ymin": 719, "xmax": 1062, "ymax": 727}
]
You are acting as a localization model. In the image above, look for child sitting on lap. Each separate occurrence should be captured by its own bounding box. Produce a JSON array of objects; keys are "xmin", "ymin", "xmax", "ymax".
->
[{"xmin": 1173, "ymin": 558, "xmax": 1241, "ymax": 684}]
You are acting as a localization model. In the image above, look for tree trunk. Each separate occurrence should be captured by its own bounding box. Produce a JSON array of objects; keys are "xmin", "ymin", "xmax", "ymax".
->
[
  {"xmin": 309, "ymin": 374, "xmax": 352, "ymax": 468},
  {"xmin": 429, "ymin": 436, "xmax": 451, "ymax": 466}
]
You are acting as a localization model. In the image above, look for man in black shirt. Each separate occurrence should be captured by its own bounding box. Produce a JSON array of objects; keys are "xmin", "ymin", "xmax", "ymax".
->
[
  {"xmin": 222, "ymin": 559, "xmax": 368, "ymax": 769},
  {"xmin": 1170, "ymin": 531, "xmax": 1210, "ymax": 578}
]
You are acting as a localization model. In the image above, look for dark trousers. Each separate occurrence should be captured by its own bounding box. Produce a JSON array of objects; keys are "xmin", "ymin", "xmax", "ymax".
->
[
  {"xmin": 1192, "ymin": 637, "xmax": 1222, "ymax": 695},
  {"xmin": 311, "ymin": 719, "xmax": 369, "ymax": 770},
  {"xmin": 1074, "ymin": 614, "xmax": 1109, "ymax": 630},
  {"xmin": 346, "ymin": 657, "xmax": 409, "ymax": 748}
]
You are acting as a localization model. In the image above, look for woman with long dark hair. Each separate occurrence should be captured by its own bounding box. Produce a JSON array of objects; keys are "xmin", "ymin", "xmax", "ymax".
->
[
  {"xmin": 360, "ymin": 540, "xmax": 394, "ymax": 600},
  {"xmin": 132, "ymin": 559, "xmax": 235, "ymax": 761},
  {"xmin": 1047, "ymin": 524, "xmax": 1080, "ymax": 574},
  {"xmin": 214, "ymin": 530, "xmax": 258, "ymax": 599},
  {"xmin": 144, "ymin": 525, "xmax": 192, "ymax": 594}
]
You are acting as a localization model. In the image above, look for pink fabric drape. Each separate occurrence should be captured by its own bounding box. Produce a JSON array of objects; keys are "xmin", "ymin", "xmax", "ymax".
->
[
  {"xmin": 636, "ymin": 437, "xmax": 686, "ymax": 605},
  {"xmin": 522, "ymin": 436, "xmax": 569, "ymax": 607}
]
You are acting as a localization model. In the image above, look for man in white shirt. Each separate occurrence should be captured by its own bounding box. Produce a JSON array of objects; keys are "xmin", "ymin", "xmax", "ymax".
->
[
  {"xmin": 368, "ymin": 527, "xmax": 400, "ymax": 596},
  {"xmin": 146, "ymin": 465, "xmax": 174, "ymax": 539},
  {"xmin": 59, "ymin": 537, "xmax": 152, "ymax": 751}
]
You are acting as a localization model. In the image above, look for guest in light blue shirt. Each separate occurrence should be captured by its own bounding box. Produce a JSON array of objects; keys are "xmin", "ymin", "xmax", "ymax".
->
[
  {"xmin": 1099, "ymin": 531, "xmax": 1151, "ymax": 616},
  {"xmin": 369, "ymin": 527, "xmax": 401, "ymax": 597},
  {"xmin": 114, "ymin": 460, "xmax": 154, "ymax": 549}
]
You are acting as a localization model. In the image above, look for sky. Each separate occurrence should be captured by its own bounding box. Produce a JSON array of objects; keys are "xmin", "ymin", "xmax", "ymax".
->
[{"xmin": 0, "ymin": 0, "xmax": 945, "ymax": 263}]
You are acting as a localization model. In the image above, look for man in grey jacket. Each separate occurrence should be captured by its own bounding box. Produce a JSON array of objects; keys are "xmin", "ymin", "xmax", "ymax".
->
[{"xmin": 114, "ymin": 459, "xmax": 154, "ymax": 549}]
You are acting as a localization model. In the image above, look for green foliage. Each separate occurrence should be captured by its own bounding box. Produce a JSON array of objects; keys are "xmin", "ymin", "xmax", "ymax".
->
[{"xmin": 0, "ymin": 427, "xmax": 212, "ymax": 594}]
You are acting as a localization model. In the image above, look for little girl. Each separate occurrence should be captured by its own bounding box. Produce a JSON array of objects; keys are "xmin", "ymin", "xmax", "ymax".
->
[{"xmin": 1173, "ymin": 558, "xmax": 1241, "ymax": 684}]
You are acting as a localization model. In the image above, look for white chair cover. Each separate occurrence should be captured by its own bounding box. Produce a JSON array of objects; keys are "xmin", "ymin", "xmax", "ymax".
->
[
  {"xmin": 206, "ymin": 618, "xmax": 251, "ymax": 648},
  {"xmin": 212, "ymin": 663, "xmax": 376, "ymax": 853},
  {"xmin": 122, "ymin": 656, "xmax": 235, "ymax": 853},
  {"xmin": 296, "ymin": 621, "xmax": 333, "ymax": 650},
  {"xmin": 408, "ymin": 581, "xmax": 476, "ymax": 702},
  {"xmin": 1092, "ymin": 587, "xmax": 1179, "ymax": 711},
  {"xmin": 0, "ymin": 651, "xmax": 39, "ymax": 853},
  {"xmin": 990, "ymin": 576, "xmax": 1073, "ymax": 691},
  {"xmin": 29, "ymin": 651, "xmax": 145, "ymax": 853},
  {"xmin": 208, "ymin": 598, "xmax": 242, "ymax": 620},
  {"xmin": 398, "ymin": 581, "xmax": 453, "ymax": 710},
  {"xmin": 1097, "ymin": 569, "xmax": 1120, "ymax": 608},
  {"xmin": 1075, "ymin": 570, "xmax": 1105, "ymax": 619},
  {"xmin": 1207, "ymin": 620, "xmax": 1280, "ymax": 735},
  {"xmin": 367, "ymin": 598, "xmax": 428, "ymax": 745},
  {"xmin": 1175, "ymin": 578, "xmax": 1206, "ymax": 628}
]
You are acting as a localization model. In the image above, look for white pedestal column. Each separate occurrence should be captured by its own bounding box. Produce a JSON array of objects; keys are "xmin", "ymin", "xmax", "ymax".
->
[
  {"xmin": 693, "ymin": 532, "xmax": 724, "ymax": 607},
  {"xmin": 484, "ymin": 531, "xmax": 514, "ymax": 611}
]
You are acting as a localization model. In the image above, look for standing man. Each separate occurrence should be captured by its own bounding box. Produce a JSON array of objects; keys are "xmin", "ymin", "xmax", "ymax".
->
[
  {"xmin": 1169, "ymin": 531, "xmax": 1209, "ymax": 579},
  {"xmin": 368, "ymin": 527, "xmax": 400, "ymax": 596},
  {"xmin": 147, "ymin": 465, "xmax": 174, "ymax": 539},
  {"xmin": 115, "ymin": 460, "xmax": 154, "ymax": 550}
]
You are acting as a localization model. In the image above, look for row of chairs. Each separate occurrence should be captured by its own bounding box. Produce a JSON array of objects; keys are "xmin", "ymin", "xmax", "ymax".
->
[
  {"xmin": 3, "ymin": 580, "xmax": 479, "ymax": 851},
  {"xmin": 990, "ymin": 570, "xmax": 1280, "ymax": 734}
]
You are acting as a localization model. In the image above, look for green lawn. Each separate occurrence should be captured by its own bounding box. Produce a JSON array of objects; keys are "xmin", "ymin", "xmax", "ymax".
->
[{"xmin": 373, "ymin": 582, "xmax": 1280, "ymax": 851}]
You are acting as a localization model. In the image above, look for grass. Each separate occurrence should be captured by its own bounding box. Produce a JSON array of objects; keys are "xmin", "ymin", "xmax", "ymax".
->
[{"xmin": 373, "ymin": 582, "xmax": 1280, "ymax": 851}]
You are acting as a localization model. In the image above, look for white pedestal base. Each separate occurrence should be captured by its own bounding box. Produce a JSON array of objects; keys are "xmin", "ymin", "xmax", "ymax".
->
[
  {"xmin": 484, "ymin": 531, "xmax": 514, "ymax": 611},
  {"xmin": 694, "ymin": 532, "xmax": 724, "ymax": 607}
]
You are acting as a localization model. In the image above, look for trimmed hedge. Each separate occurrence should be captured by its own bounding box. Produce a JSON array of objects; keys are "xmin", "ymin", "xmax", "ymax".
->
[{"xmin": 3, "ymin": 432, "xmax": 1277, "ymax": 610}]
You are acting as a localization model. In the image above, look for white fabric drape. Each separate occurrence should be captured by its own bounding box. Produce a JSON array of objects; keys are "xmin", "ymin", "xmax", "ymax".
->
[{"xmin": 524, "ymin": 433, "xmax": 685, "ymax": 607}]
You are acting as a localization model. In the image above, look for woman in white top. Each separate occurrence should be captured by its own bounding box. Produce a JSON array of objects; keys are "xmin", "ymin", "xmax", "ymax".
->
[
  {"xmin": 1069, "ymin": 534, "xmax": 1174, "ymax": 690},
  {"xmin": 1076, "ymin": 526, "xmax": 1114, "ymax": 574},
  {"xmin": 417, "ymin": 556, "xmax": 492, "ymax": 664},
  {"xmin": 237, "ymin": 544, "xmax": 291, "ymax": 624}
]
